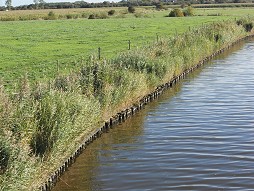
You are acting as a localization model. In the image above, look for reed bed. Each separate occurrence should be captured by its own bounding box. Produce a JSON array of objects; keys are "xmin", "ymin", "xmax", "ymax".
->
[{"xmin": 0, "ymin": 17, "xmax": 253, "ymax": 190}]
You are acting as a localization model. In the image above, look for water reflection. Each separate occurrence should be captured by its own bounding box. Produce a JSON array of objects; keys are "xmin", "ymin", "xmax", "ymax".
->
[
  {"xmin": 53, "ymin": 78, "xmax": 186, "ymax": 191},
  {"xmin": 53, "ymin": 38, "xmax": 254, "ymax": 191}
]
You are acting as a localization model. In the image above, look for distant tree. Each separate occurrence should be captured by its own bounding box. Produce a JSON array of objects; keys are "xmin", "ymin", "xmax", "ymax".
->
[
  {"xmin": 39, "ymin": 0, "xmax": 46, "ymax": 9},
  {"xmin": 5, "ymin": 0, "xmax": 12, "ymax": 10},
  {"xmin": 33, "ymin": 0, "xmax": 39, "ymax": 9},
  {"xmin": 168, "ymin": 8, "xmax": 184, "ymax": 17},
  {"xmin": 183, "ymin": 6, "xmax": 194, "ymax": 16},
  {"xmin": 103, "ymin": 1, "xmax": 110, "ymax": 7},
  {"xmin": 47, "ymin": 11, "xmax": 57, "ymax": 20},
  {"xmin": 108, "ymin": 9, "xmax": 116, "ymax": 16},
  {"xmin": 214, "ymin": 0, "xmax": 226, "ymax": 3},
  {"xmin": 128, "ymin": 6, "xmax": 135, "ymax": 13}
]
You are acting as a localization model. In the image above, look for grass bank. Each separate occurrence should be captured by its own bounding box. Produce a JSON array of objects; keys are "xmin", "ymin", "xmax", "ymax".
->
[
  {"xmin": 0, "ymin": 16, "xmax": 225, "ymax": 89},
  {"xmin": 0, "ymin": 17, "xmax": 253, "ymax": 191},
  {"xmin": 1, "ymin": 7, "xmax": 254, "ymax": 89}
]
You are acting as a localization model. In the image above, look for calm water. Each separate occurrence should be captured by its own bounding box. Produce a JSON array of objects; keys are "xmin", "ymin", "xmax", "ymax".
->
[{"xmin": 53, "ymin": 39, "xmax": 254, "ymax": 191}]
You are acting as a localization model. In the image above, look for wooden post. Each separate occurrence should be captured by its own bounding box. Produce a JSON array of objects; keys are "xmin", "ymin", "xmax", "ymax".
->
[
  {"xmin": 57, "ymin": 60, "xmax": 59, "ymax": 73},
  {"xmin": 128, "ymin": 40, "xmax": 131, "ymax": 50},
  {"xmin": 98, "ymin": 47, "xmax": 100, "ymax": 60}
]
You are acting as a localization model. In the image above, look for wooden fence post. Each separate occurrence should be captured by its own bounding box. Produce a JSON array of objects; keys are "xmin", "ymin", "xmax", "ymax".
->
[
  {"xmin": 98, "ymin": 47, "xmax": 101, "ymax": 60},
  {"xmin": 57, "ymin": 60, "xmax": 59, "ymax": 73}
]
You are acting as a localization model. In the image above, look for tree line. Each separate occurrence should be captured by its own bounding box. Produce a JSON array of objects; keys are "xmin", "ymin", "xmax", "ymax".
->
[
  {"xmin": 1, "ymin": 0, "xmax": 254, "ymax": 11},
  {"xmin": 3, "ymin": 0, "xmax": 155, "ymax": 11}
]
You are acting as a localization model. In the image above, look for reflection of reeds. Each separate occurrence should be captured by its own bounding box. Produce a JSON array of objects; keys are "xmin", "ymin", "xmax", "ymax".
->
[{"xmin": 0, "ymin": 18, "xmax": 253, "ymax": 190}]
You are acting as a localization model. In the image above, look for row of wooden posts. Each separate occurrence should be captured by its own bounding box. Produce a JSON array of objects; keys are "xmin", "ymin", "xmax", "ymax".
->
[
  {"xmin": 97, "ymin": 34, "xmax": 162, "ymax": 60},
  {"xmin": 41, "ymin": 34, "xmax": 254, "ymax": 191}
]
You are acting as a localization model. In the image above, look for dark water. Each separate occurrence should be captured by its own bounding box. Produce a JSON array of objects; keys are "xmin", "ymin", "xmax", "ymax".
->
[{"xmin": 53, "ymin": 39, "xmax": 254, "ymax": 191}]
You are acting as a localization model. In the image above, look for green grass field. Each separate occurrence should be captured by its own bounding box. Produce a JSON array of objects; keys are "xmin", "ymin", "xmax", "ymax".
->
[{"xmin": 1, "ymin": 6, "xmax": 253, "ymax": 88}]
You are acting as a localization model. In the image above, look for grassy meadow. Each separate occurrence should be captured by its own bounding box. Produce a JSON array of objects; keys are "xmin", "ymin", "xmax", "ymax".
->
[
  {"xmin": 0, "ymin": 6, "xmax": 254, "ymax": 89},
  {"xmin": 0, "ymin": 6, "xmax": 253, "ymax": 191}
]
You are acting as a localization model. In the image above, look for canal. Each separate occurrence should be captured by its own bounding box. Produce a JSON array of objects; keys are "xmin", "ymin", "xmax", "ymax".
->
[{"xmin": 53, "ymin": 39, "xmax": 254, "ymax": 191}]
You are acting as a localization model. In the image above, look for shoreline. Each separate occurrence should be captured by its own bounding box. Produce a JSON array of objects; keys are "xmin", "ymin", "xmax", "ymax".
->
[{"xmin": 40, "ymin": 34, "xmax": 254, "ymax": 191}]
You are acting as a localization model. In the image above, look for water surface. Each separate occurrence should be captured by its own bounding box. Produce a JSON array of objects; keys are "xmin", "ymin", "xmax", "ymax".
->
[{"xmin": 53, "ymin": 39, "xmax": 254, "ymax": 191}]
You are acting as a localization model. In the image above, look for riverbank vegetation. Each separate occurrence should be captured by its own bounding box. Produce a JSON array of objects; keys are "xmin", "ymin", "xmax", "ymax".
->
[{"xmin": 0, "ymin": 7, "xmax": 253, "ymax": 190}]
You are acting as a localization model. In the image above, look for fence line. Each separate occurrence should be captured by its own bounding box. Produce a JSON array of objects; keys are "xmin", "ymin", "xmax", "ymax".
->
[{"xmin": 1, "ymin": 26, "xmax": 207, "ymax": 89}]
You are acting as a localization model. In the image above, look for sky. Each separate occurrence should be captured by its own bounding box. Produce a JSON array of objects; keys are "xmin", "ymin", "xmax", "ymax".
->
[{"xmin": 0, "ymin": 0, "xmax": 105, "ymax": 7}]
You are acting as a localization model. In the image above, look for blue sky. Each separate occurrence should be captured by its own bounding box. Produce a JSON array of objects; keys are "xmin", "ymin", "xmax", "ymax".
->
[{"xmin": 0, "ymin": 0, "xmax": 106, "ymax": 7}]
